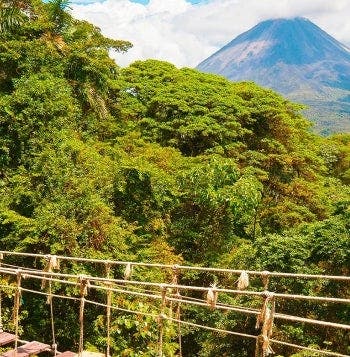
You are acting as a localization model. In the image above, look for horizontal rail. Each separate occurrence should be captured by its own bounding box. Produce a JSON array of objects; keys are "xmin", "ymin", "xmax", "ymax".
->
[
  {"xmin": 271, "ymin": 339, "xmax": 350, "ymax": 357},
  {"xmin": 1, "ymin": 267, "xmax": 349, "ymax": 305},
  {"xmin": 1, "ymin": 251, "xmax": 350, "ymax": 281},
  {"xmin": 0, "ymin": 256, "xmax": 348, "ymax": 356}
]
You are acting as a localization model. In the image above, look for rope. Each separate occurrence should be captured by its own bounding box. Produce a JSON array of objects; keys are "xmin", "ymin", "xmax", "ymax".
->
[
  {"xmin": 16, "ymin": 286, "xmax": 350, "ymax": 357},
  {"xmin": 48, "ymin": 283, "xmax": 57, "ymax": 356},
  {"xmin": 255, "ymin": 292, "xmax": 275, "ymax": 357},
  {"xmin": 0, "ymin": 252, "xmax": 3, "ymax": 333},
  {"xmin": 1, "ymin": 266, "xmax": 348, "ymax": 305},
  {"xmin": 206, "ymin": 283, "xmax": 218, "ymax": 310},
  {"xmin": 0, "ymin": 256, "xmax": 348, "ymax": 357},
  {"xmin": 167, "ymin": 295, "xmax": 258, "ymax": 315},
  {"xmin": 167, "ymin": 294, "xmax": 350, "ymax": 330},
  {"xmin": 14, "ymin": 270, "xmax": 22, "ymax": 357},
  {"xmin": 270, "ymin": 339, "xmax": 350, "ymax": 357},
  {"xmin": 36, "ymin": 277, "xmax": 350, "ymax": 332},
  {"xmin": 158, "ymin": 285, "xmax": 167, "ymax": 357},
  {"xmin": 3, "ymin": 279, "xmax": 349, "ymax": 357},
  {"xmin": 105, "ymin": 263, "xmax": 112, "ymax": 357},
  {"xmin": 79, "ymin": 296, "xmax": 85, "ymax": 357},
  {"xmin": 84, "ymin": 299, "xmax": 158, "ymax": 318},
  {"xmin": 42, "ymin": 255, "xmax": 59, "ymax": 355},
  {"xmin": 257, "ymin": 273, "xmax": 273, "ymax": 357},
  {"xmin": 19, "ymin": 287, "xmax": 348, "ymax": 336},
  {"xmin": 1, "ymin": 251, "xmax": 349, "ymax": 281},
  {"xmin": 237, "ymin": 271, "xmax": 249, "ymax": 290},
  {"xmin": 165, "ymin": 316, "xmax": 258, "ymax": 340},
  {"xmin": 3, "ymin": 268, "xmax": 348, "ymax": 305},
  {"xmin": 124, "ymin": 263, "xmax": 132, "ymax": 280},
  {"xmin": 0, "ymin": 289, "xmax": 2, "ymax": 334},
  {"xmin": 261, "ymin": 271, "xmax": 269, "ymax": 290},
  {"xmin": 41, "ymin": 255, "xmax": 59, "ymax": 289},
  {"xmin": 172, "ymin": 265, "xmax": 182, "ymax": 357},
  {"xmin": 274, "ymin": 313, "xmax": 350, "ymax": 330},
  {"xmin": 111, "ymin": 282, "xmax": 159, "ymax": 296},
  {"xmin": 10, "ymin": 278, "xmax": 350, "ymax": 332},
  {"xmin": 1, "ymin": 268, "xmax": 349, "ymax": 330},
  {"xmin": 1, "ymin": 267, "xmax": 349, "ymax": 330},
  {"xmin": 46, "ymin": 258, "xmax": 58, "ymax": 357},
  {"xmin": 78, "ymin": 275, "xmax": 89, "ymax": 357},
  {"xmin": 90, "ymin": 283, "xmax": 162, "ymax": 300},
  {"xmin": 175, "ymin": 296, "xmax": 182, "ymax": 357}
]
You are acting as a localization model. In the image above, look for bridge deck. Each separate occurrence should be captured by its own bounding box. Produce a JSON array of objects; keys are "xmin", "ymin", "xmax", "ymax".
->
[
  {"xmin": 0, "ymin": 333, "xmax": 16, "ymax": 346},
  {"xmin": 59, "ymin": 352, "xmax": 76, "ymax": 357},
  {"xmin": 1, "ymin": 341, "xmax": 50, "ymax": 357}
]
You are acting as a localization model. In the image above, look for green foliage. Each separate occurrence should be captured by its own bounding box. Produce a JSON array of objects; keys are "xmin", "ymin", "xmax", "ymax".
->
[
  {"xmin": 46, "ymin": 0, "xmax": 71, "ymax": 34},
  {"xmin": 170, "ymin": 157, "xmax": 262, "ymax": 263},
  {"xmin": 117, "ymin": 60, "xmax": 247, "ymax": 156},
  {"xmin": 322, "ymin": 133, "xmax": 350, "ymax": 184},
  {"xmin": 0, "ymin": 5, "xmax": 28, "ymax": 35},
  {"xmin": 116, "ymin": 60, "xmax": 337, "ymax": 235}
]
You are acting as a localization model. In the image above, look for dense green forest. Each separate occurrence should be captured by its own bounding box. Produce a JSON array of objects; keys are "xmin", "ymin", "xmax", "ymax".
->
[{"xmin": 0, "ymin": 1, "xmax": 349, "ymax": 356}]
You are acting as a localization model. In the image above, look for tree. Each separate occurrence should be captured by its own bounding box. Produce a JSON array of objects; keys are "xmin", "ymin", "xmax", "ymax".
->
[{"xmin": 0, "ymin": 0, "xmax": 31, "ymax": 36}]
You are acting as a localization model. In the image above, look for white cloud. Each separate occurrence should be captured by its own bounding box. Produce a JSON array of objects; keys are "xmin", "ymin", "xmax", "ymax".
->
[{"xmin": 70, "ymin": 0, "xmax": 350, "ymax": 68}]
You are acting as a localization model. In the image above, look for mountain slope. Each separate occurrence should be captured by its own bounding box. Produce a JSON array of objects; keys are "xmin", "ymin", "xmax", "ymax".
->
[{"xmin": 197, "ymin": 17, "xmax": 350, "ymax": 134}]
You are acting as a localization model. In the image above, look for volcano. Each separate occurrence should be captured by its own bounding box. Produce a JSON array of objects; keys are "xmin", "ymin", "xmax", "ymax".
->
[{"xmin": 197, "ymin": 17, "xmax": 350, "ymax": 134}]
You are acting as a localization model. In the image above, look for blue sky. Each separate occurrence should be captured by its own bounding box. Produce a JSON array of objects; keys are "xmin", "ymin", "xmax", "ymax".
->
[{"xmin": 70, "ymin": 0, "xmax": 350, "ymax": 68}]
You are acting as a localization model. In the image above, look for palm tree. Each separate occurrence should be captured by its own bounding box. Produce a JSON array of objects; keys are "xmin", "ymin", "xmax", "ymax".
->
[
  {"xmin": 0, "ymin": 0, "xmax": 30, "ymax": 36},
  {"xmin": 47, "ymin": 0, "xmax": 70, "ymax": 34}
]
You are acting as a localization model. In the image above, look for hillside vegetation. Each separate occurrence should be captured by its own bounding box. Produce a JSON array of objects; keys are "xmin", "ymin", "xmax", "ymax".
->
[{"xmin": 0, "ymin": 1, "xmax": 349, "ymax": 356}]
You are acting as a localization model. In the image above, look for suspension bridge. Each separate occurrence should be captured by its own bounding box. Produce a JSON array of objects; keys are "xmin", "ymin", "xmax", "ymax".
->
[{"xmin": 0, "ymin": 251, "xmax": 349, "ymax": 356}]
